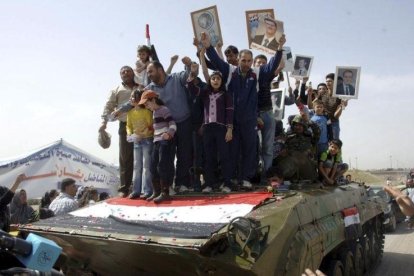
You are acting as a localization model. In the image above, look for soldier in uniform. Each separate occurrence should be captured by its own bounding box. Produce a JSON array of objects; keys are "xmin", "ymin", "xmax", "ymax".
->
[{"xmin": 274, "ymin": 114, "xmax": 320, "ymax": 181}]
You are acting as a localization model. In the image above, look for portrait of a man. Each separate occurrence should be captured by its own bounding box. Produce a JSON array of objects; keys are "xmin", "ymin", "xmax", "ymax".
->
[
  {"xmin": 333, "ymin": 66, "xmax": 361, "ymax": 99},
  {"xmin": 270, "ymin": 88, "xmax": 286, "ymax": 121},
  {"xmin": 252, "ymin": 17, "xmax": 279, "ymax": 51},
  {"xmin": 246, "ymin": 9, "xmax": 279, "ymax": 55},
  {"xmin": 336, "ymin": 70, "xmax": 355, "ymax": 95},
  {"xmin": 291, "ymin": 55, "xmax": 313, "ymax": 79}
]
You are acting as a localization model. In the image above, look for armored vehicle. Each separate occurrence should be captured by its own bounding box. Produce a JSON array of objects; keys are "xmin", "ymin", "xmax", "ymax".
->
[{"xmin": 20, "ymin": 181, "xmax": 384, "ymax": 276}]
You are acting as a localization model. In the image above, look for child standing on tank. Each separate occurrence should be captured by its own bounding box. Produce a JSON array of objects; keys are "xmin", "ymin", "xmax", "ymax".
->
[
  {"xmin": 134, "ymin": 45, "xmax": 152, "ymax": 88},
  {"xmin": 186, "ymin": 56, "xmax": 234, "ymax": 193},
  {"xmin": 126, "ymin": 90, "xmax": 154, "ymax": 199},
  {"xmin": 138, "ymin": 90, "xmax": 176, "ymax": 203},
  {"xmin": 309, "ymin": 99, "xmax": 329, "ymax": 158},
  {"xmin": 318, "ymin": 139, "xmax": 349, "ymax": 185}
]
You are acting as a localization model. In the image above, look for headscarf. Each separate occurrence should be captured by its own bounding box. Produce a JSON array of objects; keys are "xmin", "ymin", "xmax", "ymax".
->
[{"xmin": 10, "ymin": 189, "xmax": 36, "ymax": 224}]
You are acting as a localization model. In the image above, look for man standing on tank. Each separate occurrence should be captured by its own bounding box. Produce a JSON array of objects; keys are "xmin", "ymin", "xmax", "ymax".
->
[
  {"xmin": 201, "ymin": 32, "xmax": 286, "ymax": 188},
  {"xmin": 145, "ymin": 58, "xmax": 193, "ymax": 193},
  {"xmin": 100, "ymin": 66, "xmax": 138, "ymax": 197}
]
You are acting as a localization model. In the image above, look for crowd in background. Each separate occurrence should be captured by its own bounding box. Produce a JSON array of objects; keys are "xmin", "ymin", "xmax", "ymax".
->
[{"xmin": 0, "ymin": 174, "xmax": 109, "ymax": 232}]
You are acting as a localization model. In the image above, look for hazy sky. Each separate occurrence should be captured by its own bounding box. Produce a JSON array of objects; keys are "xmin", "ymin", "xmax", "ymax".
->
[{"xmin": 1, "ymin": 0, "xmax": 413, "ymax": 170}]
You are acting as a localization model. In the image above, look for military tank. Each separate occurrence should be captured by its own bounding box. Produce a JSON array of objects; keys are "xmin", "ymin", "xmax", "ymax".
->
[{"xmin": 20, "ymin": 179, "xmax": 385, "ymax": 276}]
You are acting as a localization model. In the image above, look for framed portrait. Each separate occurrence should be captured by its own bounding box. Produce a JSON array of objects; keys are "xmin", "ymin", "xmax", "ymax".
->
[
  {"xmin": 191, "ymin": 5, "xmax": 223, "ymax": 47},
  {"xmin": 270, "ymin": 88, "xmax": 286, "ymax": 121},
  {"xmin": 333, "ymin": 66, "xmax": 361, "ymax": 99},
  {"xmin": 246, "ymin": 9, "xmax": 282, "ymax": 55},
  {"xmin": 290, "ymin": 54, "xmax": 313, "ymax": 80}
]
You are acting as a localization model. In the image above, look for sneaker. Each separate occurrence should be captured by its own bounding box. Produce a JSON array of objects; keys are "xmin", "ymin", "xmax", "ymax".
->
[
  {"xmin": 128, "ymin": 192, "xmax": 140, "ymax": 199},
  {"xmin": 153, "ymin": 192, "xmax": 171, "ymax": 204},
  {"xmin": 169, "ymin": 186, "xmax": 177, "ymax": 196},
  {"xmin": 146, "ymin": 193, "xmax": 160, "ymax": 201},
  {"xmin": 242, "ymin": 180, "xmax": 253, "ymax": 189},
  {"xmin": 118, "ymin": 191, "xmax": 127, "ymax": 198},
  {"xmin": 140, "ymin": 193, "xmax": 151, "ymax": 199},
  {"xmin": 178, "ymin": 185, "xmax": 189, "ymax": 193},
  {"xmin": 221, "ymin": 186, "xmax": 231, "ymax": 193},
  {"xmin": 202, "ymin": 186, "xmax": 213, "ymax": 193}
]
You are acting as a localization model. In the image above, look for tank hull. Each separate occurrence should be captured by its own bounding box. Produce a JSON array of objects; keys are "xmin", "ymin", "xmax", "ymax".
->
[{"xmin": 21, "ymin": 183, "xmax": 384, "ymax": 275}]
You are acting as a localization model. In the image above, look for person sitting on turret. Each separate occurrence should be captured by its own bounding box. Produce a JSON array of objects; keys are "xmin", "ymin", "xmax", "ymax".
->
[
  {"xmin": 275, "ymin": 113, "xmax": 320, "ymax": 181},
  {"xmin": 318, "ymin": 139, "xmax": 349, "ymax": 186},
  {"xmin": 285, "ymin": 113, "xmax": 320, "ymax": 160}
]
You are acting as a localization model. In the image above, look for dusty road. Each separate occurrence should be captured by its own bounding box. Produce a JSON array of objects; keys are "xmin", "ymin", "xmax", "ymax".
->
[{"xmin": 372, "ymin": 222, "xmax": 414, "ymax": 276}]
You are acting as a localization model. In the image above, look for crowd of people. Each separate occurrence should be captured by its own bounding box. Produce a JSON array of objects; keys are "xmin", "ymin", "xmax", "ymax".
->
[
  {"xmin": 0, "ymin": 175, "xmax": 109, "ymax": 232},
  {"xmin": 98, "ymin": 29, "xmax": 358, "ymax": 204}
]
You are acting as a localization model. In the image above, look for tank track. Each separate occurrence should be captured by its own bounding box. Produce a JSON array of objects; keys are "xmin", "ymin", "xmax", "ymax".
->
[{"xmin": 319, "ymin": 214, "xmax": 385, "ymax": 276}]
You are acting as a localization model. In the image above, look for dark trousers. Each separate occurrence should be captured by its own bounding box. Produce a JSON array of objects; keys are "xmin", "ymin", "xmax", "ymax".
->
[
  {"xmin": 191, "ymin": 127, "xmax": 204, "ymax": 192},
  {"xmin": 151, "ymin": 140, "xmax": 175, "ymax": 187},
  {"xmin": 231, "ymin": 119, "xmax": 257, "ymax": 181},
  {"xmin": 203, "ymin": 124, "xmax": 232, "ymax": 188},
  {"xmin": 118, "ymin": 121, "xmax": 134, "ymax": 193},
  {"xmin": 173, "ymin": 117, "xmax": 193, "ymax": 187}
]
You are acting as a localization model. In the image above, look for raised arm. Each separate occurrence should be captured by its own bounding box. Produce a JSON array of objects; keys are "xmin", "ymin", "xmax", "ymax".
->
[
  {"xmin": 284, "ymin": 87, "xmax": 296, "ymax": 106},
  {"xmin": 178, "ymin": 56, "xmax": 192, "ymax": 87},
  {"xmin": 259, "ymin": 35, "xmax": 286, "ymax": 82},
  {"xmin": 166, "ymin": 55, "xmax": 179, "ymax": 74},
  {"xmin": 299, "ymin": 78, "xmax": 309, "ymax": 105},
  {"xmin": 199, "ymin": 48, "xmax": 210, "ymax": 83},
  {"xmin": 201, "ymin": 32, "xmax": 231, "ymax": 82},
  {"xmin": 215, "ymin": 40, "xmax": 224, "ymax": 60},
  {"xmin": 384, "ymin": 185, "xmax": 414, "ymax": 216},
  {"xmin": 194, "ymin": 37, "xmax": 217, "ymax": 70}
]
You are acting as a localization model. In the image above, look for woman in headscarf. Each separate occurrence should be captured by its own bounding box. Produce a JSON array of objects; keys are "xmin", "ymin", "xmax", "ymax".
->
[{"xmin": 10, "ymin": 189, "xmax": 36, "ymax": 224}]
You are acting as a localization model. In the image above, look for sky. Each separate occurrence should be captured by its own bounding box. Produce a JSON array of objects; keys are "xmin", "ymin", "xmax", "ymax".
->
[{"xmin": 1, "ymin": 0, "xmax": 414, "ymax": 170}]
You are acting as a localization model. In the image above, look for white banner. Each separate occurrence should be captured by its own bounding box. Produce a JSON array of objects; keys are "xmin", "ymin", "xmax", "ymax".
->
[{"xmin": 0, "ymin": 140, "xmax": 119, "ymax": 198}]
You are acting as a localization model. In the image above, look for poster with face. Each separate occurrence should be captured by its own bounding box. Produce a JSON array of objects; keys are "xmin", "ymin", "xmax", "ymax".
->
[
  {"xmin": 191, "ymin": 5, "xmax": 223, "ymax": 47},
  {"xmin": 290, "ymin": 54, "xmax": 313, "ymax": 80},
  {"xmin": 270, "ymin": 88, "xmax": 286, "ymax": 121},
  {"xmin": 333, "ymin": 66, "xmax": 361, "ymax": 99},
  {"xmin": 246, "ymin": 9, "xmax": 282, "ymax": 55}
]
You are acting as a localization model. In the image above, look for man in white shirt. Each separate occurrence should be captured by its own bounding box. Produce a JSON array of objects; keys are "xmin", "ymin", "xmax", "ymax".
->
[{"xmin": 49, "ymin": 178, "xmax": 79, "ymax": 216}]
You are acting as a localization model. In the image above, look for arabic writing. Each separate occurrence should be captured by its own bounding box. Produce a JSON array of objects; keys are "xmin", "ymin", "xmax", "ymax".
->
[{"xmin": 1, "ymin": 146, "xmax": 108, "ymax": 169}]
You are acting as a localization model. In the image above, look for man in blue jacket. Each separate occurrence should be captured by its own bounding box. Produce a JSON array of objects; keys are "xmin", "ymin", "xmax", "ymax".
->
[{"xmin": 201, "ymin": 32, "xmax": 286, "ymax": 188}]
